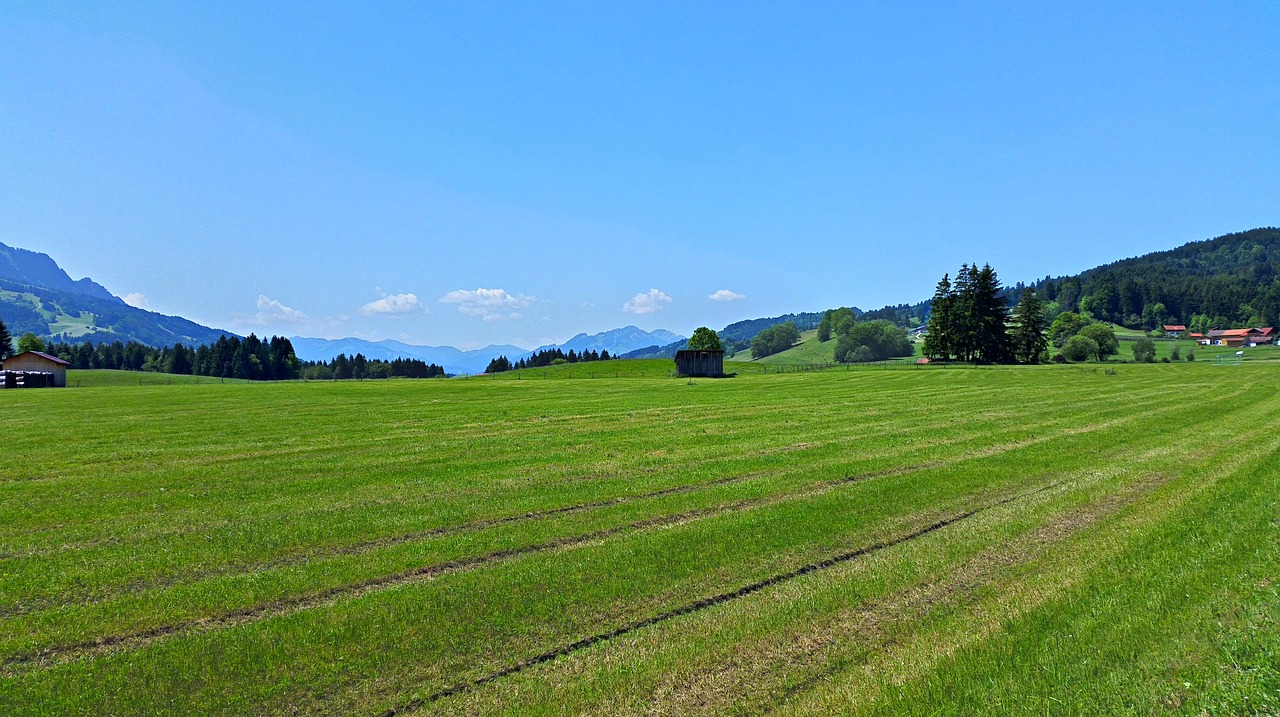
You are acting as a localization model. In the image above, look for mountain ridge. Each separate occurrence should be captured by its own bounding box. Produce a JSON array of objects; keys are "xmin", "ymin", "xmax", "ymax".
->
[
  {"xmin": 0, "ymin": 242, "xmax": 119, "ymax": 303},
  {"xmin": 6, "ymin": 227, "xmax": 1277, "ymax": 363},
  {"xmin": 0, "ymin": 242, "xmax": 237, "ymax": 347},
  {"xmin": 290, "ymin": 326, "xmax": 686, "ymax": 375}
]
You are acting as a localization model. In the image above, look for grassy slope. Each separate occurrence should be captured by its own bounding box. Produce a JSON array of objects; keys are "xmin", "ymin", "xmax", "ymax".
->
[
  {"xmin": 0, "ymin": 365, "xmax": 1276, "ymax": 715},
  {"xmin": 728, "ymin": 329, "xmax": 925, "ymax": 366}
]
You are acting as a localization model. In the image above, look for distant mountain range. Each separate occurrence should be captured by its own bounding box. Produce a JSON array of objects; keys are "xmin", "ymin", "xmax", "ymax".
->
[
  {"xmin": 291, "ymin": 326, "xmax": 686, "ymax": 375},
  {"xmin": 0, "ymin": 242, "xmax": 237, "ymax": 347},
  {"xmin": 7, "ymin": 226, "xmax": 1277, "ymax": 369}
]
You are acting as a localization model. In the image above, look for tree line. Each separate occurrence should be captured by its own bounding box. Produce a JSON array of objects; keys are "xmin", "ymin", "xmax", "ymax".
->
[
  {"xmin": 38, "ymin": 334, "xmax": 303, "ymax": 380},
  {"xmin": 1029, "ymin": 227, "xmax": 1280, "ymax": 331},
  {"xmin": 485, "ymin": 347, "xmax": 615, "ymax": 374},
  {"xmin": 299, "ymin": 354, "xmax": 445, "ymax": 380}
]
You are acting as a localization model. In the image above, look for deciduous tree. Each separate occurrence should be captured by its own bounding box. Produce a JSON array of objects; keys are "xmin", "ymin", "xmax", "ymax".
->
[
  {"xmin": 686, "ymin": 327, "xmax": 722, "ymax": 351},
  {"xmin": 1132, "ymin": 337, "xmax": 1156, "ymax": 363},
  {"xmin": 16, "ymin": 332, "xmax": 45, "ymax": 354}
]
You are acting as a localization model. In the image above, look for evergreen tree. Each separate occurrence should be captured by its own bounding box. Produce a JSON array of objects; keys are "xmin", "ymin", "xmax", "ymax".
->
[
  {"xmin": 166, "ymin": 343, "xmax": 194, "ymax": 374},
  {"xmin": 972, "ymin": 264, "xmax": 1012, "ymax": 363},
  {"xmin": 923, "ymin": 274, "xmax": 954, "ymax": 360},
  {"xmin": 0, "ymin": 319, "xmax": 13, "ymax": 359},
  {"xmin": 1011, "ymin": 288, "xmax": 1048, "ymax": 364},
  {"xmin": 333, "ymin": 353, "xmax": 351, "ymax": 379}
]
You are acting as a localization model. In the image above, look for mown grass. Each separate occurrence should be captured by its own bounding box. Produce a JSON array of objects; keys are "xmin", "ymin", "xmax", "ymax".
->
[
  {"xmin": 67, "ymin": 369, "xmax": 252, "ymax": 387},
  {"xmin": 1, "ymin": 363, "xmax": 1276, "ymax": 715}
]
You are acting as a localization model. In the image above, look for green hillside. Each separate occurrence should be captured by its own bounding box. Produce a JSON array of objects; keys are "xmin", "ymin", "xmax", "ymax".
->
[
  {"xmin": 729, "ymin": 329, "xmax": 924, "ymax": 366},
  {"xmin": 0, "ymin": 278, "xmax": 234, "ymax": 348}
]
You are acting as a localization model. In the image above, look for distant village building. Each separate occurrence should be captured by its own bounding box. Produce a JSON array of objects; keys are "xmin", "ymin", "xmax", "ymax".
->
[
  {"xmin": 674, "ymin": 350, "xmax": 724, "ymax": 377},
  {"xmin": 1205, "ymin": 328, "xmax": 1276, "ymax": 348},
  {"xmin": 1, "ymin": 351, "xmax": 70, "ymax": 388},
  {"xmin": 1163, "ymin": 324, "xmax": 1187, "ymax": 338}
]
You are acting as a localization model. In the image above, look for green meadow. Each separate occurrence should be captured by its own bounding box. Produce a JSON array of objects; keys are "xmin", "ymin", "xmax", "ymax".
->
[{"xmin": 1, "ymin": 362, "xmax": 1277, "ymax": 715}]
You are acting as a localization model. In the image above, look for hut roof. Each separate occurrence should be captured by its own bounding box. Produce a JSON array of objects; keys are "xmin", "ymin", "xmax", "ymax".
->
[{"xmin": 4, "ymin": 351, "xmax": 71, "ymax": 366}]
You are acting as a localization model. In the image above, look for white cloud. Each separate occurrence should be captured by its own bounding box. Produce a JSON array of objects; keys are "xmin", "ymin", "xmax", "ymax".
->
[
  {"xmin": 361, "ymin": 292, "xmax": 421, "ymax": 316},
  {"xmin": 708, "ymin": 289, "xmax": 747, "ymax": 302},
  {"xmin": 123, "ymin": 293, "xmax": 149, "ymax": 308},
  {"xmin": 624, "ymin": 288, "xmax": 673, "ymax": 315},
  {"xmin": 254, "ymin": 294, "xmax": 307, "ymax": 324},
  {"xmin": 439, "ymin": 287, "xmax": 535, "ymax": 321}
]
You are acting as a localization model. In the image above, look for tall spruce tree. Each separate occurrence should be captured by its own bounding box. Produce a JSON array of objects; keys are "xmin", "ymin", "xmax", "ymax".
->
[
  {"xmin": 1011, "ymin": 288, "xmax": 1048, "ymax": 363},
  {"xmin": 923, "ymin": 274, "xmax": 954, "ymax": 360},
  {"xmin": 0, "ymin": 319, "xmax": 13, "ymax": 359},
  {"xmin": 972, "ymin": 263, "xmax": 1012, "ymax": 363},
  {"xmin": 951, "ymin": 264, "xmax": 978, "ymax": 362}
]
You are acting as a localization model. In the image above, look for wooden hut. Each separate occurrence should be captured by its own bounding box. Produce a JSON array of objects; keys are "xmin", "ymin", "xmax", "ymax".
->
[
  {"xmin": 1, "ymin": 351, "xmax": 70, "ymax": 387},
  {"xmin": 674, "ymin": 350, "xmax": 724, "ymax": 377}
]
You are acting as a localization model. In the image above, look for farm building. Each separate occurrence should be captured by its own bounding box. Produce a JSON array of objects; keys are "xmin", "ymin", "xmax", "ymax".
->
[
  {"xmin": 1, "ymin": 351, "xmax": 70, "ymax": 388},
  {"xmin": 1205, "ymin": 328, "xmax": 1276, "ymax": 348},
  {"xmin": 674, "ymin": 350, "xmax": 724, "ymax": 377},
  {"xmin": 1163, "ymin": 324, "xmax": 1187, "ymax": 337}
]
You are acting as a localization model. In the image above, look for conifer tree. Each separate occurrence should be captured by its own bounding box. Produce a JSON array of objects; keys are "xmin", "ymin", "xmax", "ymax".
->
[
  {"xmin": 923, "ymin": 274, "xmax": 954, "ymax": 360},
  {"xmin": 0, "ymin": 319, "xmax": 13, "ymax": 359},
  {"xmin": 1011, "ymin": 288, "xmax": 1048, "ymax": 363},
  {"xmin": 951, "ymin": 264, "xmax": 977, "ymax": 361},
  {"xmin": 972, "ymin": 264, "xmax": 1012, "ymax": 363}
]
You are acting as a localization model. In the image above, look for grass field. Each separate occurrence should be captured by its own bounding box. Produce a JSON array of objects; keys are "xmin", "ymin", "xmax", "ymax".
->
[
  {"xmin": 2, "ymin": 363, "xmax": 1278, "ymax": 715},
  {"xmin": 67, "ymin": 370, "xmax": 253, "ymax": 387}
]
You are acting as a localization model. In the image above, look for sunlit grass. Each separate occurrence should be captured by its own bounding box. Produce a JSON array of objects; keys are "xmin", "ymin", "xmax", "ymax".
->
[{"xmin": 1, "ymin": 364, "xmax": 1276, "ymax": 714}]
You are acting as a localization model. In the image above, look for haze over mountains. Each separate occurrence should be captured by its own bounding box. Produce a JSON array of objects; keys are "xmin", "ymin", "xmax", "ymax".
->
[
  {"xmin": 4, "ymin": 227, "xmax": 1278, "ymax": 372},
  {"xmin": 289, "ymin": 327, "xmax": 684, "ymax": 376},
  {"xmin": 0, "ymin": 241, "xmax": 687, "ymax": 374}
]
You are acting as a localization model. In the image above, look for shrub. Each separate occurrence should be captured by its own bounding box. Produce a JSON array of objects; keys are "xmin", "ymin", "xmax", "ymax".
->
[
  {"xmin": 1170, "ymin": 345, "xmax": 1181, "ymax": 361},
  {"xmin": 1062, "ymin": 335, "xmax": 1099, "ymax": 362},
  {"xmin": 1078, "ymin": 324, "xmax": 1119, "ymax": 359},
  {"xmin": 1132, "ymin": 338, "xmax": 1156, "ymax": 363}
]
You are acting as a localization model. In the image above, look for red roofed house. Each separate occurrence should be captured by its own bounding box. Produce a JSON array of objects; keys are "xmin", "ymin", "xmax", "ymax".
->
[
  {"xmin": 1, "ymin": 351, "xmax": 70, "ymax": 387},
  {"xmin": 1163, "ymin": 324, "xmax": 1187, "ymax": 337},
  {"xmin": 1206, "ymin": 328, "xmax": 1277, "ymax": 348}
]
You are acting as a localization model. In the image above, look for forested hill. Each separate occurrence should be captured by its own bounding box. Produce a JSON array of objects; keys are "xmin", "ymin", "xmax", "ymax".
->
[{"xmin": 1031, "ymin": 227, "xmax": 1280, "ymax": 330}]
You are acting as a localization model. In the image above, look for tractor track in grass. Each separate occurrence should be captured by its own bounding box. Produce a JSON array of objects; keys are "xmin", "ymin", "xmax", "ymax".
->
[
  {"xmin": 0, "ymin": 384, "xmax": 1176, "ymax": 551},
  {"xmin": 0, "ymin": 404, "xmax": 1177, "ymax": 622},
  {"xmin": 12, "ymin": 396, "xmax": 1177, "ymax": 674},
  {"xmin": 1, "ymin": 466, "xmax": 911, "ymax": 673},
  {"xmin": 0, "ymin": 408, "xmax": 1142, "ymax": 620},
  {"xmin": 378, "ymin": 483, "xmax": 1063, "ymax": 716},
  {"xmin": 0, "ymin": 390, "xmax": 1234, "ymax": 670}
]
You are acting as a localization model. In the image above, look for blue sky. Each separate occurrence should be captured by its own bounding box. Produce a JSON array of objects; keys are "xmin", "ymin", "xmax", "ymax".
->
[{"xmin": 2, "ymin": 2, "xmax": 1276, "ymax": 349}]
